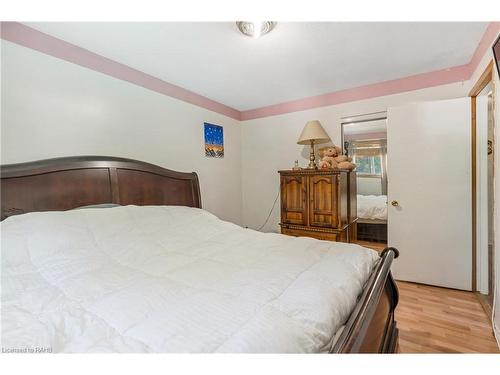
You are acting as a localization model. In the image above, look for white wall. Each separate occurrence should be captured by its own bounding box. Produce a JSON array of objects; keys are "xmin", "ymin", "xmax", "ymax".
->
[
  {"xmin": 358, "ymin": 177, "xmax": 383, "ymax": 196},
  {"xmin": 241, "ymin": 81, "xmax": 469, "ymax": 232},
  {"xmin": 0, "ymin": 41, "xmax": 242, "ymax": 224}
]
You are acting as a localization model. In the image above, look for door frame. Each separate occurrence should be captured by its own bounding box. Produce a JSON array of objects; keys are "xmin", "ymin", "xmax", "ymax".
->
[{"xmin": 469, "ymin": 60, "xmax": 494, "ymax": 292}]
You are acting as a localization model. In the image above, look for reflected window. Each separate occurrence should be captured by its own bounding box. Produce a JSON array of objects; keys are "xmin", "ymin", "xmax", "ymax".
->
[{"xmin": 354, "ymin": 155, "xmax": 382, "ymax": 176}]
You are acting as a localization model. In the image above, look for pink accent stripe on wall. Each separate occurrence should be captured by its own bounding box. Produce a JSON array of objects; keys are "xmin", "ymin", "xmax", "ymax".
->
[
  {"xmin": 0, "ymin": 22, "xmax": 242, "ymax": 121},
  {"xmin": 240, "ymin": 22, "xmax": 500, "ymax": 120},
  {"xmin": 2, "ymin": 22, "xmax": 499, "ymax": 121},
  {"xmin": 240, "ymin": 64, "xmax": 471, "ymax": 121},
  {"xmin": 468, "ymin": 22, "xmax": 500, "ymax": 75}
]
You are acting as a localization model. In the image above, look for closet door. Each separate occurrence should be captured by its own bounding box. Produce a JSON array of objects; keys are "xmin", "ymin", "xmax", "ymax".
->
[{"xmin": 387, "ymin": 97, "xmax": 471, "ymax": 290}]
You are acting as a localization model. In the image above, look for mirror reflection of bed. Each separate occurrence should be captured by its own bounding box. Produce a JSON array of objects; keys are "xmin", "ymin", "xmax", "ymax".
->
[{"xmin": 342, "ymin": 113, "xmax": 388, "ymax": 252}]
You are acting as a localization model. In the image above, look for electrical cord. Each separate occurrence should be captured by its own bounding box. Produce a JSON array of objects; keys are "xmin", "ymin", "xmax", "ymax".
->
[{"xmin": 256, "ymin": 190, "xmax": 280, "ymax": 232}]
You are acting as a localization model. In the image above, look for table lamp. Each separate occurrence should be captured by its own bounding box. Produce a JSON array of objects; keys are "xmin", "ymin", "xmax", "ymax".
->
[{"xmin": 297, "ymin": 120, "xmax": 331, "ymax": 169}]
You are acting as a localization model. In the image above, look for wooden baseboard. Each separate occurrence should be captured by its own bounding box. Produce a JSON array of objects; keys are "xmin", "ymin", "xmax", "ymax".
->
[{"xmin": 476, "ymin": 292, "xmax": 493, "ymax": 321}]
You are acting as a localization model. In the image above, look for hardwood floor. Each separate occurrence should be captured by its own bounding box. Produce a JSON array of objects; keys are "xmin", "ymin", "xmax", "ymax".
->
[
  {"xmin": 396, "ymin": 281, "xmax": 499, "ymax": 353},
  {"xmin": 355, "ymin": 240, "xmax": 387, "ymax": 253},
  {"xmin": 354, "ymin": 241, "xmax": 498, "ymax": 352}
]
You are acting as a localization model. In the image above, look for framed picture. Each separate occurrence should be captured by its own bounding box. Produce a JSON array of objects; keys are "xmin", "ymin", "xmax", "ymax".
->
[
  {"xmin": 204, "ymin": 122, "xmax": 224, "ymax": 158},
  {"xmin": 493, "ymin": 33, "xmax": 500, "ymax": 77}
]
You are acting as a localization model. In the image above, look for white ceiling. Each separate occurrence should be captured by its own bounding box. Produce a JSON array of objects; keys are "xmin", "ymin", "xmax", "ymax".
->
[{"xmin": 25, "ymin": 22, "xmax": 488, "ymax": 111}]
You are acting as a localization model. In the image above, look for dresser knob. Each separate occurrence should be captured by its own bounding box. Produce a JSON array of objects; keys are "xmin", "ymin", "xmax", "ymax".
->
[{"xmin": 391, "ymin": 200, "xmax": 399, "ymax": 207}]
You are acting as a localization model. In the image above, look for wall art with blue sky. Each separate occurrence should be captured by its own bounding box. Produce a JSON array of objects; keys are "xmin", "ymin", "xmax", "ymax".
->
[{"xmin": 204, "ymin": 122, "xmax": 224, "ymax": 158}]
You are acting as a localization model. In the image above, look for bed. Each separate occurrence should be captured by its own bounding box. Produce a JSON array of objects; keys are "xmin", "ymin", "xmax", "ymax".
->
[
  {"xmin": 357, "ymin": 194, "xmax": 388, "ymax": 223},
  {"xmin": 1, "ymin": 156, "xmax": 399, "ymax": 353},
  {"xmin": 357, "ymin": 194, "xmax": 388, "ymax": 243}
]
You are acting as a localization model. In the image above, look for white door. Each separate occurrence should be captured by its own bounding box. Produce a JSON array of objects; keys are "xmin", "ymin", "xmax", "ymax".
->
[{"xmin": 387, "ymin": 98, "xmax": 471, "ymax": 290}]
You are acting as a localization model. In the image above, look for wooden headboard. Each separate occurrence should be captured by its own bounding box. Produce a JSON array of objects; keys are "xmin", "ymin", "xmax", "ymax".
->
[{"xmin": 0, "ymin": 156, "xmax": 201, "ymax": 220}]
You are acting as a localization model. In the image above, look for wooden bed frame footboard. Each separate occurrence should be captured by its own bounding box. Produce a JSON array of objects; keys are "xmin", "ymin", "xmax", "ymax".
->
[{"xmin": 331, "ymin": 247, "xmax": 400, "ymax": 353}]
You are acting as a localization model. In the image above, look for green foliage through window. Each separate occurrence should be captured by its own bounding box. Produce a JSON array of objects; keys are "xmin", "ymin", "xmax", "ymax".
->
[{"xmin": 354, "ymin": 155, "xmax": 382, "ymax": 176}]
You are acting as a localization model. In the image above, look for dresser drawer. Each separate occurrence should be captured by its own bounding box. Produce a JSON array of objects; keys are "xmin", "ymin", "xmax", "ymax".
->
[{"xmin": 281, "ymin": 226, "xmax": 347, "ymax": 242}]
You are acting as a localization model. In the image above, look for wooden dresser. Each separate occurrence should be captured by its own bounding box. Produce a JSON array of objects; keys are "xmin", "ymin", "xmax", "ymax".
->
[{"xmin": 279, "ymin": 169, "xmax": 357, "ymax": 242}]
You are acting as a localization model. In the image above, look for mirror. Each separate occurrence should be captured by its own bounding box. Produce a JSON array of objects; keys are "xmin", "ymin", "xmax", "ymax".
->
[{"xmin": 342, "ymin": 113, "xmax": 388, "ymax": 247}]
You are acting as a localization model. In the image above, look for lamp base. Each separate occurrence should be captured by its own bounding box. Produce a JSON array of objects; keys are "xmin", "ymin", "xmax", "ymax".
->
[
  {"xmin": 307, "ymin": 140, "xmax": 318, "ymax": 169},
  {"xmin": 306, "ymin": 161, "xmax": 318, "ymax": 169}
]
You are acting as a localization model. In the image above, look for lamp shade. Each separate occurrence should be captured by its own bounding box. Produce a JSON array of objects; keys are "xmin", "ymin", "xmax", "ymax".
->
[{"xmin": 297, "ymin": 120, "xmax": 331, "ymax": 145}]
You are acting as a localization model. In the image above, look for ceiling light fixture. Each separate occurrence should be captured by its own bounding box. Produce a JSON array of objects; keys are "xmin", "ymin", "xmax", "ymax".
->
[{"xmin": 236, "ymin": 21, "xmax": 276, "ymax": 38}]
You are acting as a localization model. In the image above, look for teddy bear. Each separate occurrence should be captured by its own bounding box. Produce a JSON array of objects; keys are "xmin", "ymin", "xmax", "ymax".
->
[
  {"xmin": 318, "ymin": 146, "xmax": 339, "ymax": 169},
  {"xmin": 319, "ymin": 145, "xmax": 356, "ymax": 170},
  {"xmin": 332, "ymin": 145, "xmax": 356, "ymax": 170}
]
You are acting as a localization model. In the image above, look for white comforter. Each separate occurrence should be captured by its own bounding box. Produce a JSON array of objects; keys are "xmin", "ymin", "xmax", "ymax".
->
[
  {"xmin": 357, "ymin": 195, "xmax": 388, "ymax": 221},
  {"xmin": 1, "ymin": 205, "xmax": 378, "ymax": 353}
]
